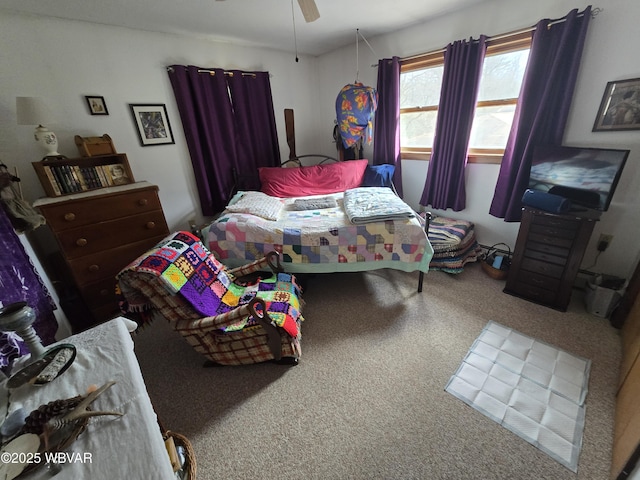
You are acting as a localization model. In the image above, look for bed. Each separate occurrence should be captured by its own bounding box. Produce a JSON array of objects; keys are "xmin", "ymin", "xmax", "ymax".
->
[{"xmin": 202, "ymin": 158, "xmax": 434, "ymax": 291}]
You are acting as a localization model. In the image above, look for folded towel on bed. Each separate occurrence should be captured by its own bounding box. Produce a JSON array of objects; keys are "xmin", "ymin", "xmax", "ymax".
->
[
  {"xmin": 293, "ymin": 196, "xmax": 338, "ymax": 210},
  {"xmin": 343, "ymin": 187, "xmax": 415, "ymax": 224}
]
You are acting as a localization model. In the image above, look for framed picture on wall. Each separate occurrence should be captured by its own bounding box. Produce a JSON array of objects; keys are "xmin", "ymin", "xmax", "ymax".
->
[
  {"xmin": 85, "ymin": 96, "xmax": 109, "ymax": 115},
  {"xmin": 593, "ymin": 77, "xmax": 640, "ymax": 131},
  {"xmin": 129, "ymin": 103, "xmax": 175, "ymax": 146}
]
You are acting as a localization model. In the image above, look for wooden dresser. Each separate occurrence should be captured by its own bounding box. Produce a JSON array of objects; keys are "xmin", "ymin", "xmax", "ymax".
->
[
  {"xmin": 504, "ymin": 207, "xmax": 597, "ymax": 311},
  {"xmin": 34, "ymin": 181, "xmax": 169, "ymax": 330}
]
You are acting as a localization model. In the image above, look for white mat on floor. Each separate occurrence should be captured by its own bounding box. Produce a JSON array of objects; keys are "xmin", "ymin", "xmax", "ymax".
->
[{"xmin": 445, "ymin": 321, "xmax": 591, "ymax": 472}]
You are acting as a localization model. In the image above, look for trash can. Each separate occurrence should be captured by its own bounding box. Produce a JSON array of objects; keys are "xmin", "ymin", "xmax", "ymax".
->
[{"xmin": 584, "ymin": 274, "xmax": 627, "ymax": 318}]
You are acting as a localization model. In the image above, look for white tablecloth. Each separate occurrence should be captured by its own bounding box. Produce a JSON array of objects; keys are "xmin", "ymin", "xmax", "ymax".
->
[{"xmin": 1, "ymin": 317, "xmax": 175, "ymax": 480}]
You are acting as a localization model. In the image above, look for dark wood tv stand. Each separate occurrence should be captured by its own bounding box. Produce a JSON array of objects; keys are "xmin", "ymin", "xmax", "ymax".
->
[{"xmin": 504, "ymin": 206, "xmax": 598, "ymax": 311}]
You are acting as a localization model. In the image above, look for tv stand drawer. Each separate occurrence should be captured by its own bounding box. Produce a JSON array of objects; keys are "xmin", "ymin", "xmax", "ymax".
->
[{"xmin": 505, "ymin": 207, "xmax": 596, "ymax": 311}]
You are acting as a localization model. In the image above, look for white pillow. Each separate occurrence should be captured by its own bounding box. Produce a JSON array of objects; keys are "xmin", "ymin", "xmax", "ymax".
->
[{"xmin": 226, "ymin": 191, "xmax": 284, "ymax": 220}]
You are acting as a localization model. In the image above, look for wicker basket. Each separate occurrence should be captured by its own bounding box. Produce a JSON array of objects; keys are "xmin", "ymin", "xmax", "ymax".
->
[
  {"xmin": 480, "ymin": 243, "xmax": 512, "ymax": 280},
  {"xmin": 164, "ymin": 430, "xmax": 197, "ymax": 479}
]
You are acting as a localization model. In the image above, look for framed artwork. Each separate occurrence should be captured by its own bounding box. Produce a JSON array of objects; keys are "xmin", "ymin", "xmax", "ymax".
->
[
  {"xmin": 85, "ymin": 96, "xmax": 108, "ymax": 115},
  {"xmin": 593, "ymin": 77, "xmax": 640, "ymax": 131},
  {"xmin": 129, "ymin": 104, "xmax": 175, "ymax": 146}
]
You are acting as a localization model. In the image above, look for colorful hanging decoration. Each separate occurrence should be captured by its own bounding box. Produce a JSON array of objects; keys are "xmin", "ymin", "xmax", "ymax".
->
[{"xmin": 335, "ymin": 83, "xmax": 378, "ymax": 149}]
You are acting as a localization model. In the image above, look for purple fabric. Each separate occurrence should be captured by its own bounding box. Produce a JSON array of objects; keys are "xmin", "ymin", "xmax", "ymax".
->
[
  {"xmin": 226, "ymin": 70, "xmax": 281, "ymax": 191},
  {"xmin": 373, "ymin": 56, "xmax": 403, "ymax": 197},
  {"xmin": 168, "ymin": 66, "xmax": 280, "ymax": 215},
  {"xmin": 489, "ymin": 7, "xmax": 592, "ymax": 222},
  {"xmin": 420, "ymin": 36, "xmax": 487, "ymax": 211},
  {"xmin": 0, "ymin": 207, "xmax": 57, "ymax": 372}
]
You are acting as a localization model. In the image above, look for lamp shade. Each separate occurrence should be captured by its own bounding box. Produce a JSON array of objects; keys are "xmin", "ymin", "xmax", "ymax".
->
[{"xmin": 16, "ymin": 97, "xmax": 53, "ymax": 126}]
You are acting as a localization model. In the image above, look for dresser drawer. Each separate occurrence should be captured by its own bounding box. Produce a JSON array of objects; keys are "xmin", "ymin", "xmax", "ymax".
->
[
  {"xmin": 68, "ymin": 235, "xmax": 167, "ymax": 286},
  {"xmin": 525, "ymin": 240, "xmax": 571, "ymax": 258},
  {"xmin": 530, "ymin": 223, "xmax": 577, "ymax": 240},
  {"xmin": 80, "ymin": 277, "xmax": 120, "ymax": 309},
  {"xmin": 532, "ymin": 213, "xmax": 580, "ymax": 231},
  {"xmin": 57, "ymin": 210, "xmax": 168, "ymax": 259},
  {"xmin": 523, "ymin": 248, "xmax": 568, "ymax": 266},
  {"xmin": 516, "ymin": 270, "xmax": 561, "ymax": 291},
  {"xmin": 520, "ymin": 257, "xmax": 565, "ymax": 278},
  {"xmin": 506, "ymin": 281, "xmax": 558, "ymax": 305},
  {"xmin": 39, "ymin": 187, "xmax": 162, "ymax": 231},
  {"xmin": 527, "ymin": 232, "xmax": 574, "ymax": 248}
]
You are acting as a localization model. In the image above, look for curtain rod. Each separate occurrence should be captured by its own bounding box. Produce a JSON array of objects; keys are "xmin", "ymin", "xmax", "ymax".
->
[
  {"xmin": 196, "ymin": 70, "xmax": 256, "ymax": 78},
  {"xmin": 395, "ymin": 6, "xmax": 602, "ymax": 64},
  {"xmin": 166, "ymin": 66, "xmax": 257, "ymax": 77}
]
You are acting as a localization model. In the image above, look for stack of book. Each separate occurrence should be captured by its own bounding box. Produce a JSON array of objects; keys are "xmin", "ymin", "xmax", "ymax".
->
[{"xmin": 41, "ymin": 163, "xmax": 131, "ymax": 195}]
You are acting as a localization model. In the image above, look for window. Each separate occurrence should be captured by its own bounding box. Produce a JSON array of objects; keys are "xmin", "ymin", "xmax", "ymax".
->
[{"xmin": 399, "ymin": 31, "xmax": 532, "ymax": 163}]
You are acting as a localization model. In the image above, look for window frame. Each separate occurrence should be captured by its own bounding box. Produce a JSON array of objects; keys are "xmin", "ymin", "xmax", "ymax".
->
[{"xmin": 399, "ymin": 30, "xmax": 532, "ymax": 164}]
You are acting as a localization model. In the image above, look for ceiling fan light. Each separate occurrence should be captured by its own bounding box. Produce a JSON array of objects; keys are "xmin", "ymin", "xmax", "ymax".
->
[{"xmin": 297, "ymin": 0, "xmax": 320, "ymax": 23}]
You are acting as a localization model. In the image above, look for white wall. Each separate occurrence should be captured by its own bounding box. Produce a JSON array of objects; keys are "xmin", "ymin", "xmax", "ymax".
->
[
  {"xmin": 317, "ymin": 0, "xmax": 640, "ymax": 280},
  {"xmin": 1, "ymin": 1, "xmax": 639, "ymax": 282},
  {"xmin": 0, "ymin": 12, "xmax": 322, "ymax": 231}
]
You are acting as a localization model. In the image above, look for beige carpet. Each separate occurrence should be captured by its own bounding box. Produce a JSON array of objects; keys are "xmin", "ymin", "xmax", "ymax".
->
[{"xmin": 132, "ymin": 264, "xmax": 621, "ymax": 479}]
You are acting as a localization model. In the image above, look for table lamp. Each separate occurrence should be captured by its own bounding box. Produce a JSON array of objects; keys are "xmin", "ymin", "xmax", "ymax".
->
[{"xmin": 16, "ymin": 97, "xmax": 61, "ymax": 158}]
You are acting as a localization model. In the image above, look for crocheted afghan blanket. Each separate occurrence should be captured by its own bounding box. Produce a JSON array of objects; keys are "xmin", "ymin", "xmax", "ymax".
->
[{"xmin": 118, "ymin": 231, "xmax": 302, "ymax": 337}]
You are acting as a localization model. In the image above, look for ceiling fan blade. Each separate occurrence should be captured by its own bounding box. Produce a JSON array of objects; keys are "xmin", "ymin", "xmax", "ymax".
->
[{"xmin": 297, "ymin": 0, "xmax": 320, "ymax": 23}]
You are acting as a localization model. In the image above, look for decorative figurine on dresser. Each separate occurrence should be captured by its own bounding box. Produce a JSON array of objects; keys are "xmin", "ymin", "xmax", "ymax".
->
[{"xmin": 32, "ymin": 135, "xmax": 169, "ymax": 331}]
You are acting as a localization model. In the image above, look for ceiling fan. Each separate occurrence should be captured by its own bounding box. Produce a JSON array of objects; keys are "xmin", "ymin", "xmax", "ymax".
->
[
  {"xmin": 296, "ymin": 0, "xmax": 320, "ymax": 22},
  {"xmin": 216, "ymin": 0, "xmax": 320, "ymax": 23},
  {"xmin": 215, "ymin": 0, "xmax": 320, "ymax": 23}
]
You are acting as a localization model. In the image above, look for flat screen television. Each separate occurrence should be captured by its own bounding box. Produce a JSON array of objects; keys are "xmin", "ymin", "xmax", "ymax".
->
[{"xmin": 528, "ymin": 145, "xmax": 629, "ymax": 211}]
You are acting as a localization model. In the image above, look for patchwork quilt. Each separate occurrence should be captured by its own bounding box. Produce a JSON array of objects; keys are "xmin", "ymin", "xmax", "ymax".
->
[{"xmin": 206, "ymin": 192, "xmax": 433, "ymax": 274}]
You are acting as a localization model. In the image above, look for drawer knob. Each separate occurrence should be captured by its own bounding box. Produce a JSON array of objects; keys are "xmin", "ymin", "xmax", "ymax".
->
[
  {"xmin": 64, "ymin": 212, "xmax": 76, "ymax": 222},
  {"xmin": 88, "ymin": 264, "xmax": 100, "ymax": 273},
  {"xmin": 146, "ymin": 221, "xmax": 156, "ymax": 229},
  {"xmin": 138, "ymin": 198, "xmax": 148, "ymax": 206},
  {"xmin": 76, "ymin": 238, "xmax": 88, "ymax": 247}
]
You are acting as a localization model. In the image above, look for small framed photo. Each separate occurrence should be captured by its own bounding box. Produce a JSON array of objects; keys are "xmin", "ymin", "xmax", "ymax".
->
[
  {"xmin": 85, "ymin": 96, "xmax": 108, "ymax": 115},
  {"xmin": 129, "ymin": 104, "xmax": 175, "ymax": 146},
  {"xmin": 593, "ymin": 77, "xmax": 640, "ymax": 131}
]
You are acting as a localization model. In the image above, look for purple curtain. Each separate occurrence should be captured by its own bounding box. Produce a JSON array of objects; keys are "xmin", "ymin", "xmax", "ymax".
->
[
  {"xmin": 420, "ymin": 36, "xmax": 487, "ymax": 211},
  {"xmin": 373, "ymin": 56, "xmax": 403, "ymax": 196},
  {"xmin": 0, "ymin": 208, "xmax": 57, "ymax": 372},
  {"xmin": 226, "ymin": 71, "xmax": 281, "ymax": 191},
  {"xmin": 168, "ymin": 66, "xmax": 280, "ymax": 215},
  {"xmin": 489, "ymin": 7, "xmax": 592, "ymax": 222}
]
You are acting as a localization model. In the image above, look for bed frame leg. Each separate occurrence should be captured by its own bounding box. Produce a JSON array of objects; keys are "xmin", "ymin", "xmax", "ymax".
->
[{"xmin": 417, "ymin": 210, "xmax": 431, "ymax": 293}]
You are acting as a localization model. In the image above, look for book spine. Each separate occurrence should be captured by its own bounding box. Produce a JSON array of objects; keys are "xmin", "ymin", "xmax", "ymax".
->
[
  {"xmin": 51, "ymin": 166, "xmax": 70, "ymax": 194},
  {"xmin": 72, "ymin": 165, "xmax": 89, "ymax": 191},
  {"xmin": 94, "ymin": 166, "xmax": 108, "ymax": 187},
  {"xmin": 85, "ymin": 167, "xmax": 100, "ymax": 188},
  {"xmin": 42, "ymin": 165, "xmax": 62, "ymax": 196},
  {"xmin": 101, "ymin": 165, "xmax": 114, "ymax": 186},
  {"xmin": 61, "ymin": 165, "xmax": 79, "ymax": 192}
]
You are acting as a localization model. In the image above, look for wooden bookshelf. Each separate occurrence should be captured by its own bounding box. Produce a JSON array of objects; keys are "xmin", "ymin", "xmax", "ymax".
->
[{"xmin": 32, "ymin": 153, "xmax": 135, "ymax": 198}]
